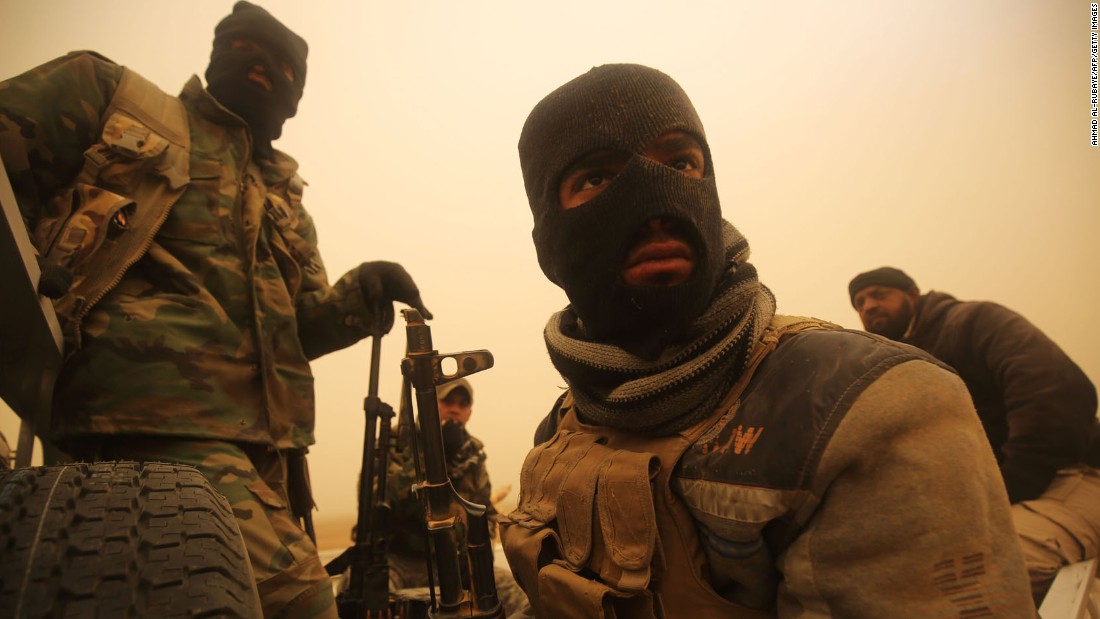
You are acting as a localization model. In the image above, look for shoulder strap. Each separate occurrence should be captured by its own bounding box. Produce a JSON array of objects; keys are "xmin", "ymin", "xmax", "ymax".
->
[
  {"xmin": 76, "ymin": 67, "xmax": 190, "ymax": 191},
  {"xmin": 109, "ymin": 67, "xmax": 189, "ymax": 151},
  {"xmin": 769, "ymin": 314, "xmax": 841, "ymax": 335},
  {"xmin": 53, "ymin": 69, "xmax": 191, "ymax": 348}
]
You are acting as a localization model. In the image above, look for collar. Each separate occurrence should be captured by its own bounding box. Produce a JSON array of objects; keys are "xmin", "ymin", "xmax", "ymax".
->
[{"xmin": 178, "ymin": 75, "xmax": 300, "ymax": 182}]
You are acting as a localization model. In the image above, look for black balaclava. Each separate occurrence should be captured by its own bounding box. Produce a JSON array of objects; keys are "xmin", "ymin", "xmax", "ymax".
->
[
  {"xmin": 519, "ymin": 64, "xmax": 725, "ymax": 348},
  {"xmin": 205, "ymin": 1, "xmax": 307, "ymax": 159}
]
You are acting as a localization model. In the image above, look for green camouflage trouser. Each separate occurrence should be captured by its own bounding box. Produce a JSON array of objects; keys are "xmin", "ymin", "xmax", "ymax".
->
[{"xmin": 80, "ymin": 437, "xmax": 337, "ymax": 619}]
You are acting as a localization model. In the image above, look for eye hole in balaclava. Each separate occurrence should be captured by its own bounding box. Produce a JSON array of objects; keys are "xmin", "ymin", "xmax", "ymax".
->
[
  {"xmin": 205, "ymin": 1, "xmax": 308, "ymax": 160},
  {"xmin": 519, "ymin": 64, "xmax": 725, "ymax": 350}
]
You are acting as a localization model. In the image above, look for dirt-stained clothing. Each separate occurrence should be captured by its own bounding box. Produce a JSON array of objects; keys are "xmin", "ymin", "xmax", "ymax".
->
[
  {"xmin": 905, "ymin": 291, "xmax": 1100, "ymax": 600},
  {"xmin": 503, "ymin": 318, "xmax": 1036, "ymax": 618},
  {"xmin": 0, "ymin": 51, "xmax": 382, "ymax": 617}
]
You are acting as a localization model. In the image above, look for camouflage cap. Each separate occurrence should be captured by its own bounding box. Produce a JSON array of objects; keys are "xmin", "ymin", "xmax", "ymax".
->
[{"xmin": 437, "ymin": 377, "xmax": 473, "ymax": 405}]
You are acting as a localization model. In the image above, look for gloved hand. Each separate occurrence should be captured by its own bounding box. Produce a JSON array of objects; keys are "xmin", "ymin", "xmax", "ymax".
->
[
  {"xmin": 357, "ymin": 261, "xmax": 432, "ymax": 334},
  {"xmin": 440, "ymin": 419, "xmax": 470, "ymax": 465}
]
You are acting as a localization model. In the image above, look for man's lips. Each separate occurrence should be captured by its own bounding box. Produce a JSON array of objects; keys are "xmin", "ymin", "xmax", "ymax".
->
[
  {"xmin": 247, "ymin": 71, "xmax": 272, "ymax": 91},
  {"xmin": 866, "ymin": 314, "xmax": 888, "ymax": 329},
  {"xmin": 621, "ymin": 238, "xmax": 696, "ymax": 285},
  {"xmin": 623, "ymin": 238, "xmax": 694, "ymax": 268}
]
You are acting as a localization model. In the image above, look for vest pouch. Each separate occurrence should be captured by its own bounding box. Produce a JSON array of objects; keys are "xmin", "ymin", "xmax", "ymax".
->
[
  {"xmin": 538, "ymin": 563, "xmax": 661, "ymax": 619},
  {"xmin": 593, "ymin": 449, "xmax": 659, "ymax": 592},
  {"xmin": 80, "ymin": 111, "xmax": 172, "ymax": 195},
  {"xmin": 263, "ymin": 193, "xmax": 321, "ymax": 277},
  {"xmin": 45, "ymin": 183, "xmax": 136, "ymax": 271},
  {"xmin": 34, "ymin": 67, "xmax": 191, "ymax": 351},
  {"xmin": 263, "ymin": 193, "xmax": 316, "ymax": 299},
  {"xmin": 513, "ymin": 430, "xmax": 606, "ymax": 525},
  {"xmin": 501, "ymin": 429, "xmax": 607, "ymax": 611},
  {"xmin": 501, "ymin": 429, "xmax": 661, "ymax": 617}
]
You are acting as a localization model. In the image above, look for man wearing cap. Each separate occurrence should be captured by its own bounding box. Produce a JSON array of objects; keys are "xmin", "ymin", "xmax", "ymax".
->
[
  {"xmin": 386, "ymin": 377, "xmax": 495, "ymax": 586},
  {"xmin": 499, "ymin": 63, "xmax": 1034, "ymax": 617},
  {"xmin": 0, "ymin": 2, "xmax": 431, "ymax": 616},
  {"xmin": 850, "ymin": 266, "xmax": 1100, "ymax": 602},
  {"xmin": 384, "ymin": 378, "xmax": 531, "ymax": 615}
]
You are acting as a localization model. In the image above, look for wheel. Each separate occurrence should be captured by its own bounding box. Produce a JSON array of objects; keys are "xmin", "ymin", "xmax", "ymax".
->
[{"xmin": 0, "ymin": 461, "xmax": 262, "ymax": 618}]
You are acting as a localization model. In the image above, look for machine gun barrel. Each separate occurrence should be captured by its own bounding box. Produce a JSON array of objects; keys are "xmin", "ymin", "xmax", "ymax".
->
[{"xmin": 400, "ymin": 309, "xmax": 503, "ymax": 618}]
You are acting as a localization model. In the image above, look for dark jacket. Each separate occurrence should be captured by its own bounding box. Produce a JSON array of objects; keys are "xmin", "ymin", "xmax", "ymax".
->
[{"xmin": 905, "ymin": 291, "xmax": 1100, "ymax": 502}]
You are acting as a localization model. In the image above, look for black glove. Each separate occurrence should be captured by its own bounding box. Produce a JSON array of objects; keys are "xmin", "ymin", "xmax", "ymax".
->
[
  {"xmin": 356, "ymin": 261, "xmax": 432, "ymax": 334},
  {"xmin": 440, "ymin": 419, "xmax": 469, "ymax": 465}
]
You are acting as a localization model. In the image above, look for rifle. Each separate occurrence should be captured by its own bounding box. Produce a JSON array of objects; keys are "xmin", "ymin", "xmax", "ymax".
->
[
  {"xmin": 332, "ymin": 318, "xmax": 398, "ymax": 618},
  {"xmin": 400, "ymin": 308, "xmax": 505, "ymax": 618},
  {"xmin": 327, "ymin": 308, "xmax": 505, "ymax": 618}
]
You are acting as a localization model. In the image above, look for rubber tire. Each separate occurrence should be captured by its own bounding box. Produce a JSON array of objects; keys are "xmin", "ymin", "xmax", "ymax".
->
[{"xmin": 0, "ymin": 461, "xmax": 262, "ymax": 618}]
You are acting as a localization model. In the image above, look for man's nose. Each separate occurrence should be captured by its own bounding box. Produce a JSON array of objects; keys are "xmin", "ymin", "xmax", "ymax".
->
[{"xmin": 643, "ymin": 216, "xmax": 677, "ymax": 235}]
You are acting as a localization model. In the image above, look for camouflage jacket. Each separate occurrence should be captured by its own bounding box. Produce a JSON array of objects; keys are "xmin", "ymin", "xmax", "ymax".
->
[
  {"xmin": 385, "ymin": 430, "xmax": 496, "ymax": 558},
  {"xmin": 0, "ymin": 52, "xmax": 377, "ymax": 448}
]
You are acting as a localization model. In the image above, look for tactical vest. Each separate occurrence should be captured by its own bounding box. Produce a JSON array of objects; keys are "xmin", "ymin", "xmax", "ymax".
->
[
  {"xmin": 31, "ymin": 62, "xmax": 315, "ymax": 354},
  {"xmin": 500, "ymin": 317, "xmax": 930, "ymax": 618},
  {"xmin": 33, "ymin": 64, "xmax": 190, "ymax": 352}
]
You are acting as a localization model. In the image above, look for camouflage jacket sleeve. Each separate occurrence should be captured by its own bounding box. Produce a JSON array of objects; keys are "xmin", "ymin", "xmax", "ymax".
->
[
  {"xmin": 0, "ymin": 51, "xmax": 122, "ymax": 228},
  {"xmin": 385, "ymin": 434, "xmax": 495, "ymax": 513},
  {"xmin": 282, "ymin": 200, "xmax": 379, "ymax": 360},
  {"xmin": 385, "ymin": 432, "xmax": 497, "ymax": 547},
  {"xmin": 254, "ymin": 166, "xmax": 379, "ymax": 360}
]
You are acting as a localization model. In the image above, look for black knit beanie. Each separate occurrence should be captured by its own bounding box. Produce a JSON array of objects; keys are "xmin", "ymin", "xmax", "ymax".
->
[
  {"xmin": 848, "ymin": 267, "xmax": 918, "ymax": 305},
  {"xmin": 519, "ymin": 64, "xmax": 725, "ymax": 345}
]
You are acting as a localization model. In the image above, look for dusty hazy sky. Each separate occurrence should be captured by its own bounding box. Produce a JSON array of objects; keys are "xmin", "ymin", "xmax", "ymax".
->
[{"xmin": 1, "ymin": 1, "xmax": 1098, "ymax": 525}]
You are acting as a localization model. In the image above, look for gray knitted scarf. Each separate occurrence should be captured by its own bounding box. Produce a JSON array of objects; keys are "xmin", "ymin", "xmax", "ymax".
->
[{"xmin": 544, "ymin": 222, "xmax": 776, "ymax": 436}]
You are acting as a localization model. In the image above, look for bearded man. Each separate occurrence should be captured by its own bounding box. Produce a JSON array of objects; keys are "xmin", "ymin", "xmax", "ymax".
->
[{"xmin": 850, "ymin": 266, "xmax": 1100, "ymax": 604}]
